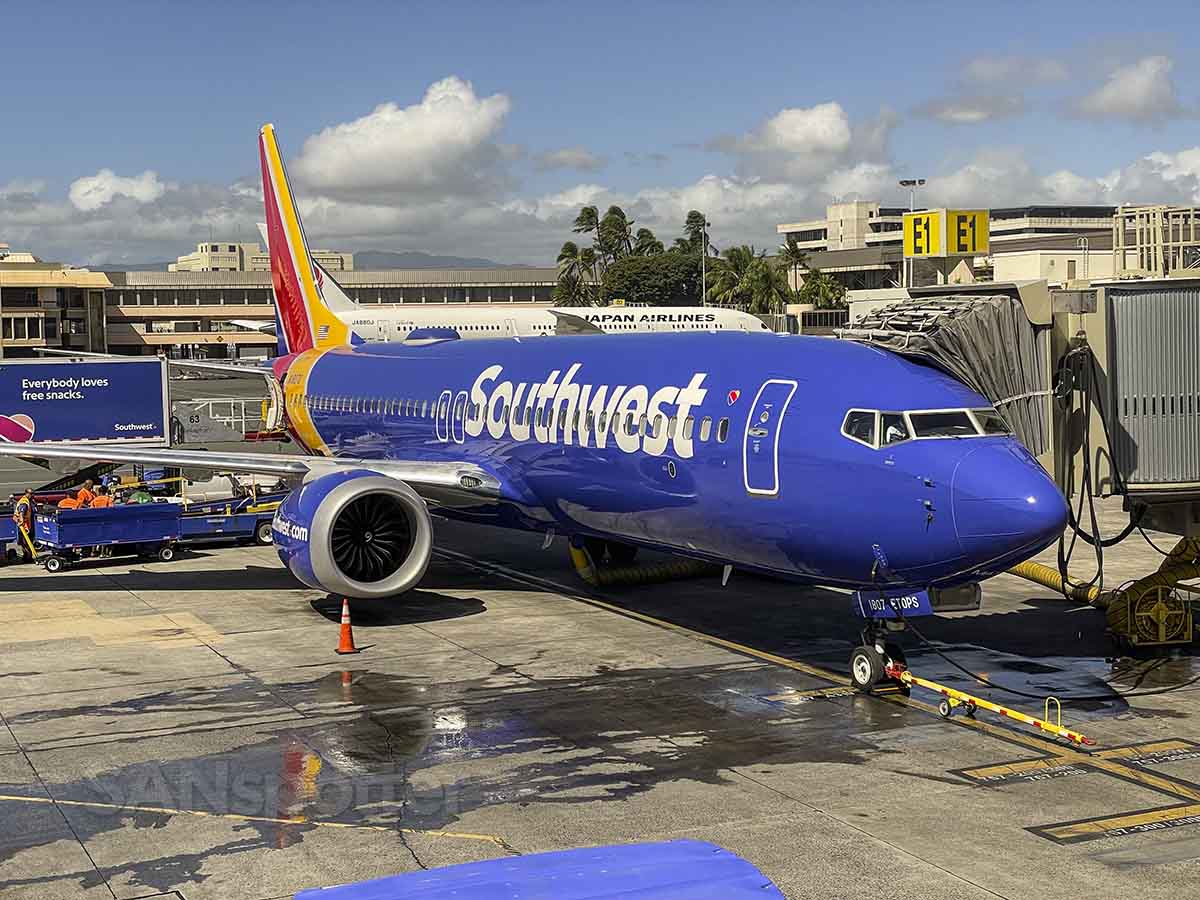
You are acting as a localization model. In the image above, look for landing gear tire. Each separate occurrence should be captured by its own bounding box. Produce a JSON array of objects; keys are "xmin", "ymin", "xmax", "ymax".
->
[
  {"xmin": 255, "ymin": 521, "xmax": 273, "ymax": 546},
  {"xmin": 605, "ymin": 541, "xmax": 639, "ymax": 566},
  {"xmin": 850, "ymin": 645, "xmax": 885, "ymax": 692}
]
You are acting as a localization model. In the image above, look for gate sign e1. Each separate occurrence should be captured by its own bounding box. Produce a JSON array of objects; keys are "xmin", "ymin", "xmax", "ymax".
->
[
  {"xmin": 903, "ymin": 209, "xmax": 989, "ymax": 258},
  {"xmin": 852, "ymin": 589, "xmax": 934, "ymax": 619},
  {"xmin": 0, "ymin": 357, "xmax": 169, "ymax": 445}
]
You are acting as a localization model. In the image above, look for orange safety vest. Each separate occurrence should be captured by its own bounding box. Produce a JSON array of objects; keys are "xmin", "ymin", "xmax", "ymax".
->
[
  {"xmin": 90, "ymin": 495, "xmax": 114, "ymax": 508},
  {"xmin": 57, "ymin": 497, "xmax": 79, "ymax": 509},
  {"xmin": 76, "ymin": 488, "xmax": 95, "ymax": 506},
  {"xmin": 13, "ymin": 497, "xmax": 32, "ymax": 529}
]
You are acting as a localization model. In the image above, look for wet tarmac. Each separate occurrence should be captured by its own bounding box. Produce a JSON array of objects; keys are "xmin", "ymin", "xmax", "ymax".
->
[{"xmin": 2, "ymin": 499, "xmax": 1200, "ymax": 899}]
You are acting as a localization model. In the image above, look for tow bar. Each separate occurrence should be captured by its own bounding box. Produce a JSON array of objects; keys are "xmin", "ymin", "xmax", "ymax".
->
[{"xmin": 884, "ymin": 663, "xmax": 1095, "ymax": 746}]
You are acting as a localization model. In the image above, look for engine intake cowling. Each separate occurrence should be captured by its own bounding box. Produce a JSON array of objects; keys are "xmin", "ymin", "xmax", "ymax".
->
[{"xmin": 273, "ymin": 469, "xmax": 433, "ymax": 598}]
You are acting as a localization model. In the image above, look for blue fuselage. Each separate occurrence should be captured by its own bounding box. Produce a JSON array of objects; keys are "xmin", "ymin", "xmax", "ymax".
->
[{"xmin": 279, "ymin": 333, "xmax": 1066, "ymax": 590}]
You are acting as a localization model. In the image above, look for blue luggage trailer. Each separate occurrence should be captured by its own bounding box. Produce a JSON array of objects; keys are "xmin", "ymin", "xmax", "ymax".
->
[
  {"xmin": 179, "ymin": 492, "xmax": 286, "ymax": 547},
  {"xmin": 35, "ymin": 503, "xmax": 181, "ymax": 572},
  {"xmin": 293, "ymin": 840, "xmax": 784, "ymax": 900}
]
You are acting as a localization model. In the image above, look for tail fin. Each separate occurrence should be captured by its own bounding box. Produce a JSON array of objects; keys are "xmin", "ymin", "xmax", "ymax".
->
[
  {"xmin": 258, "ymin": 124, "xmax": 351, "ymax": 353},
  {"xmin": 257, "ymin": 222, "xmax": 357, "ymax": 314}
]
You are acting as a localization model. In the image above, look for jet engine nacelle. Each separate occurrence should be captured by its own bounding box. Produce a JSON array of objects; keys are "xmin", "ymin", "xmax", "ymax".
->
[{"xmin": 272, "ymin": 469, "xmax": 433, "ymax": 599}]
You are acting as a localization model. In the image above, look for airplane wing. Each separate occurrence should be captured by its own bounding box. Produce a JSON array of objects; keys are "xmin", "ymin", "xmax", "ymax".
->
[
  {"xmin": 228, "ymin": 319, "xmax": 277, "ymax": 335},
  {"xmin": 549, "ymin": 310, "xmax": 604, "ymax": 336},
  {"xmin": 0, "ymin": 442, "xmax": 503, "ymax": 497}
]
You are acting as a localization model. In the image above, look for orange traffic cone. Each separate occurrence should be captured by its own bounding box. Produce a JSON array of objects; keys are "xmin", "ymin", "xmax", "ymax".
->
[{"xmin": 335, "ymin": 598, "xmax": 359, "ymax": 654}]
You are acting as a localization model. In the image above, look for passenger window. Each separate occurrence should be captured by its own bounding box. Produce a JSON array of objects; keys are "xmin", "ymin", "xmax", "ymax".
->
[
  {"xmin": 699, "ymin": 416, "xmax": 712, "ymax": 441},
  {"xmin": 421, "ymin": 400, "xmax": 428, "ymax": 418},
  {"xmin": 716, "ymin": 417, "xmax": 729, "ymax": 443},
  {"xmin": 881, "ymin": 413, "xmax": 909, "ymax": 445},
  {"xmin": 667, "ymin": 416, "xmax": 676, "ymax": 437},
  {"xmin": 625, "ymin": 412, "xmax": 636, "ymax": 434},
  {"xmin": 909, "ymin": 411, "xmax": 976, "ymax": 438},
  {"xmin": 652, "ymin": 416, "xmax": 663, "ymax": 438},
  {"xmin": 684, "ymin": 416, "xmax": 695, "ymax": 439},
  {"xmin": 842, "ymin": 410, "xmax": 877, "ymax": 447},
  {"xmin": 586, "ymin": 411, "xmax": 595, "ymax": 431}
]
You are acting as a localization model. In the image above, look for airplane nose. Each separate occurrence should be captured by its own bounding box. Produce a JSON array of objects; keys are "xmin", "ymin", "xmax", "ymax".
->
[{"xmin": 951, "ymin": 443, "xmax": 1068, "ymax": 562}]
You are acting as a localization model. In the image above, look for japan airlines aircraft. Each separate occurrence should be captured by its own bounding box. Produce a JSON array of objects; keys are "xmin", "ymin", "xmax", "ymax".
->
[
  {"xmin": 1, "ymin": 124, "xmax": 1068, "ymax": 689},
  {"xmin": 244, "ymin": 226, "xmax": 769, "ymax": 345}
]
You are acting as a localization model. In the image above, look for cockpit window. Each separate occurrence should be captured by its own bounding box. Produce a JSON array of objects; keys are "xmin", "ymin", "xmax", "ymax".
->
[
  {"xmin": 972, "ymin": 408, "xmax": 1012, "ymax": 435},
  {"xmin": 842, "ymin": 410, "xmax": 876, "ymax": 447},
  {"xmin": 881, "ymin": 412, "xmax": 909, "ymax": 445},
  {"xmin": 908, "ymin": 411, "xmax": 977, "ymax": 438}
]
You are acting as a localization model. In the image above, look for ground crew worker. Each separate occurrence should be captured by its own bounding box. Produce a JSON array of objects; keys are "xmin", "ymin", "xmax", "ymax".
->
[
  {"xmin": 75, "ymin": 479, "xmax": 96, "ymax": 507},
  {"xmin": 57, "ymin": 496, "xmax": 79, "ymax": 509},
  {"xmin": 90, "ymin": 486, "xmax": 114, "ymax": 508},
  {"xmin": 12, "ymin": 488, "xmax": 34, "ymax": 561}
]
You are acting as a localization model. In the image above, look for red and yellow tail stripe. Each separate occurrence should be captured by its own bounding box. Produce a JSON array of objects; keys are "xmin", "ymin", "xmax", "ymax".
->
[{"xmin": 258, "ymin": 124, "xmax": 350, "ymax": 354}]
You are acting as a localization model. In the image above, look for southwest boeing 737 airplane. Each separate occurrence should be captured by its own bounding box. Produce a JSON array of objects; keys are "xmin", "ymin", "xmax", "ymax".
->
[{"xmin": 0, "ymin": 124, "xmax": 1068, "ymax": 690}]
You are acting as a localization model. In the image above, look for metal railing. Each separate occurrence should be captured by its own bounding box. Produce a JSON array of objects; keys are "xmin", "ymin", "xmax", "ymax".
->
[{"xmin": 180, "ymin": 398, "xmax": 268, "ymax": 436}]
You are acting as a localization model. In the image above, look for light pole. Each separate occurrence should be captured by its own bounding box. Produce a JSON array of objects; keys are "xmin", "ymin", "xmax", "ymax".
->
[
  {"xmin": 898, "ymin": 178, "xmax": 926, "ymax": 288},
  {"xmin": 700, "ymin": 219, "xmax": 711, "ymax": 305}
]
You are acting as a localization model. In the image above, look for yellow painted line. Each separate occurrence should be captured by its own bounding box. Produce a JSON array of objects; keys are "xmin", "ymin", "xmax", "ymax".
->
[
  {"xmin": 1038, "ymin": 803, "xmax": 1200, "ymax": 842},
  {"xmin": 1095, "ymin": 740, "xmax": 1197, "ymax": 760},
  {"xmin": 0, "ymin": 794, "xmax": 509, "ymax": 849},
  {"xmin": 0, "ymin": 605, "xmax": 223, "ymax": 649},
  {"xmin": 960, "ymin": 758, "xmax": 1079, "ymax": 780},
  {"xmin": 764, "ymin": 686, "xmax": 857, "ymax": 703}
]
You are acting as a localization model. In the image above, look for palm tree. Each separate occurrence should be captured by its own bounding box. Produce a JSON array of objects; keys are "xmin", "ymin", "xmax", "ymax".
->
[
  {"xmin": 572, "ymin": 206, "xmax": 599, "ymax": 241},
  {"xmin": 704, "ymin": 245, "xmax": 795, "ymax": 314},
  {"xmin": 683, "ymin": 210, "xmax": 707, "ymax": 252},
  {"xmin": 797, "ymin": 267, "xmax": 847, "ymax": 309},
  {"xmin": 556, "ymin": 241, "xmax": 597, "ymax": 306},
  {"xmin": 746, "ymin": 255, "xmax": 795, "ymax": 315},
  {"xmin": 598, "ymin": 206, "xmax": 634, "ymax": 263},
  {"xmin": 777, "ymin": 239, "xmax": 808, "ymax": 294},
  {"xmin": 704, "ymin": 245, "xmax": 759, "ymax": 307},
  {"xmin": 632, "ymin": 228, "xmax": 664, "ymax": 256}
]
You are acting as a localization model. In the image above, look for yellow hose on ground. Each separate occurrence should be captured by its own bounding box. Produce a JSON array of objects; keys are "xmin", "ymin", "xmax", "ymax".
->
[
  {"xmin": 568, "ymin": 545, "xmax": 718, "ymax": 587},
  {"xmin": 1008, "ymin": 538, "xmax": 1200, "ymax": 612},
  {"xmin": 1007, "ymin": 560, "xmax": 1103, "ymax": 606}
]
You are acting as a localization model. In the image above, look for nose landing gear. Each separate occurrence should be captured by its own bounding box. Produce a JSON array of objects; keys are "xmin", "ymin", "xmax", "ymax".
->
[{"xmin": 849, "ymin": 621, "xmax": 909, "ymax": 694}]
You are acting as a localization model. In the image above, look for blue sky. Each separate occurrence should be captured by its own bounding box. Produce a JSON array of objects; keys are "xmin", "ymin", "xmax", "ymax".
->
[{"xmin": 6, "ymin": 1, "xmax": 1200, "ymax": 264}]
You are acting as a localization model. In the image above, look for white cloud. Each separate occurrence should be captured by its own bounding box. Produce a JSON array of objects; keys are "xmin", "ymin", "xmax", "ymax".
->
[
  {"xmin": 291, "ymin": 76, "xmax": 511, "ymax": 199},
  {"xmin": 68, "ymin": 170, "xmax": 166, "ymax": 211},
  {"xmin": 751, "ymin": 102, "xmax": 852, "ymax": 155},
  {"xmin": 915, "ymin": 94, "xmax": 1024, "ymax": 125},
  {"xmin": 0, "ymin": 178, "xmax": 46, "ymax": 198},
  {"xmin": 1074, "ymin": 56, "xmax": 1185, "ymax": 123},
  {"xmin": 962, "ymin": 55, "xmax": 1068, "ymax": 85},
  {"xmin": 533, "ymin": 146, "xmax": 607, "ymax": 172}
]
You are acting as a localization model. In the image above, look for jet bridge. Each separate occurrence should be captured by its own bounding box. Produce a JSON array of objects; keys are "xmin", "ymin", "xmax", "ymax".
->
[{"xmin": 839, "ymin": 278, "xmax": 1200, "ymax": 647}]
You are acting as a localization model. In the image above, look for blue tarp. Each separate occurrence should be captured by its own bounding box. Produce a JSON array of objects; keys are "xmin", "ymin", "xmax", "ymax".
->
[{"xmin": 294, "ymin": 840, "xmax": 784, "ymax": 900}]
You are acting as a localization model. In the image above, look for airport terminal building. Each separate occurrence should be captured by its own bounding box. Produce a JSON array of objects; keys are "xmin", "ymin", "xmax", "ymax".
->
[{"xmin": 0, "ymin": 249, "xmax": 561, "ymax": 359}]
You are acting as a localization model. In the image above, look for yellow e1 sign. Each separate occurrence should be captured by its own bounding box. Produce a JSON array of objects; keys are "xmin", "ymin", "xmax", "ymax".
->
[
  {"xmin": 903, "ymin": 209, "xmax": 988, "ymax": 258},
  {"xmin": 904, "ymin": 211, "xmax": 942, "ymax": 257},
  {"xmin": 948, "ymin": 209, "xmax": 988, "ymax": 255}
]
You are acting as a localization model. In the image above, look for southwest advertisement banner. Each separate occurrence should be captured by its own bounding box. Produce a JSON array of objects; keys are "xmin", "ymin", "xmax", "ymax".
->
[{"xmin": 0, "ymin": 358, "xmax": 169, "ymax": 444}]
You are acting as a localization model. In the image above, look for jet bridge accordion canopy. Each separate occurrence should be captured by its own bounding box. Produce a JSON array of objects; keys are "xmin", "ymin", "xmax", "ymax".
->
[{"xmin": 836, "ymin": 295, "xmax": 1050, "ymax": 457}]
